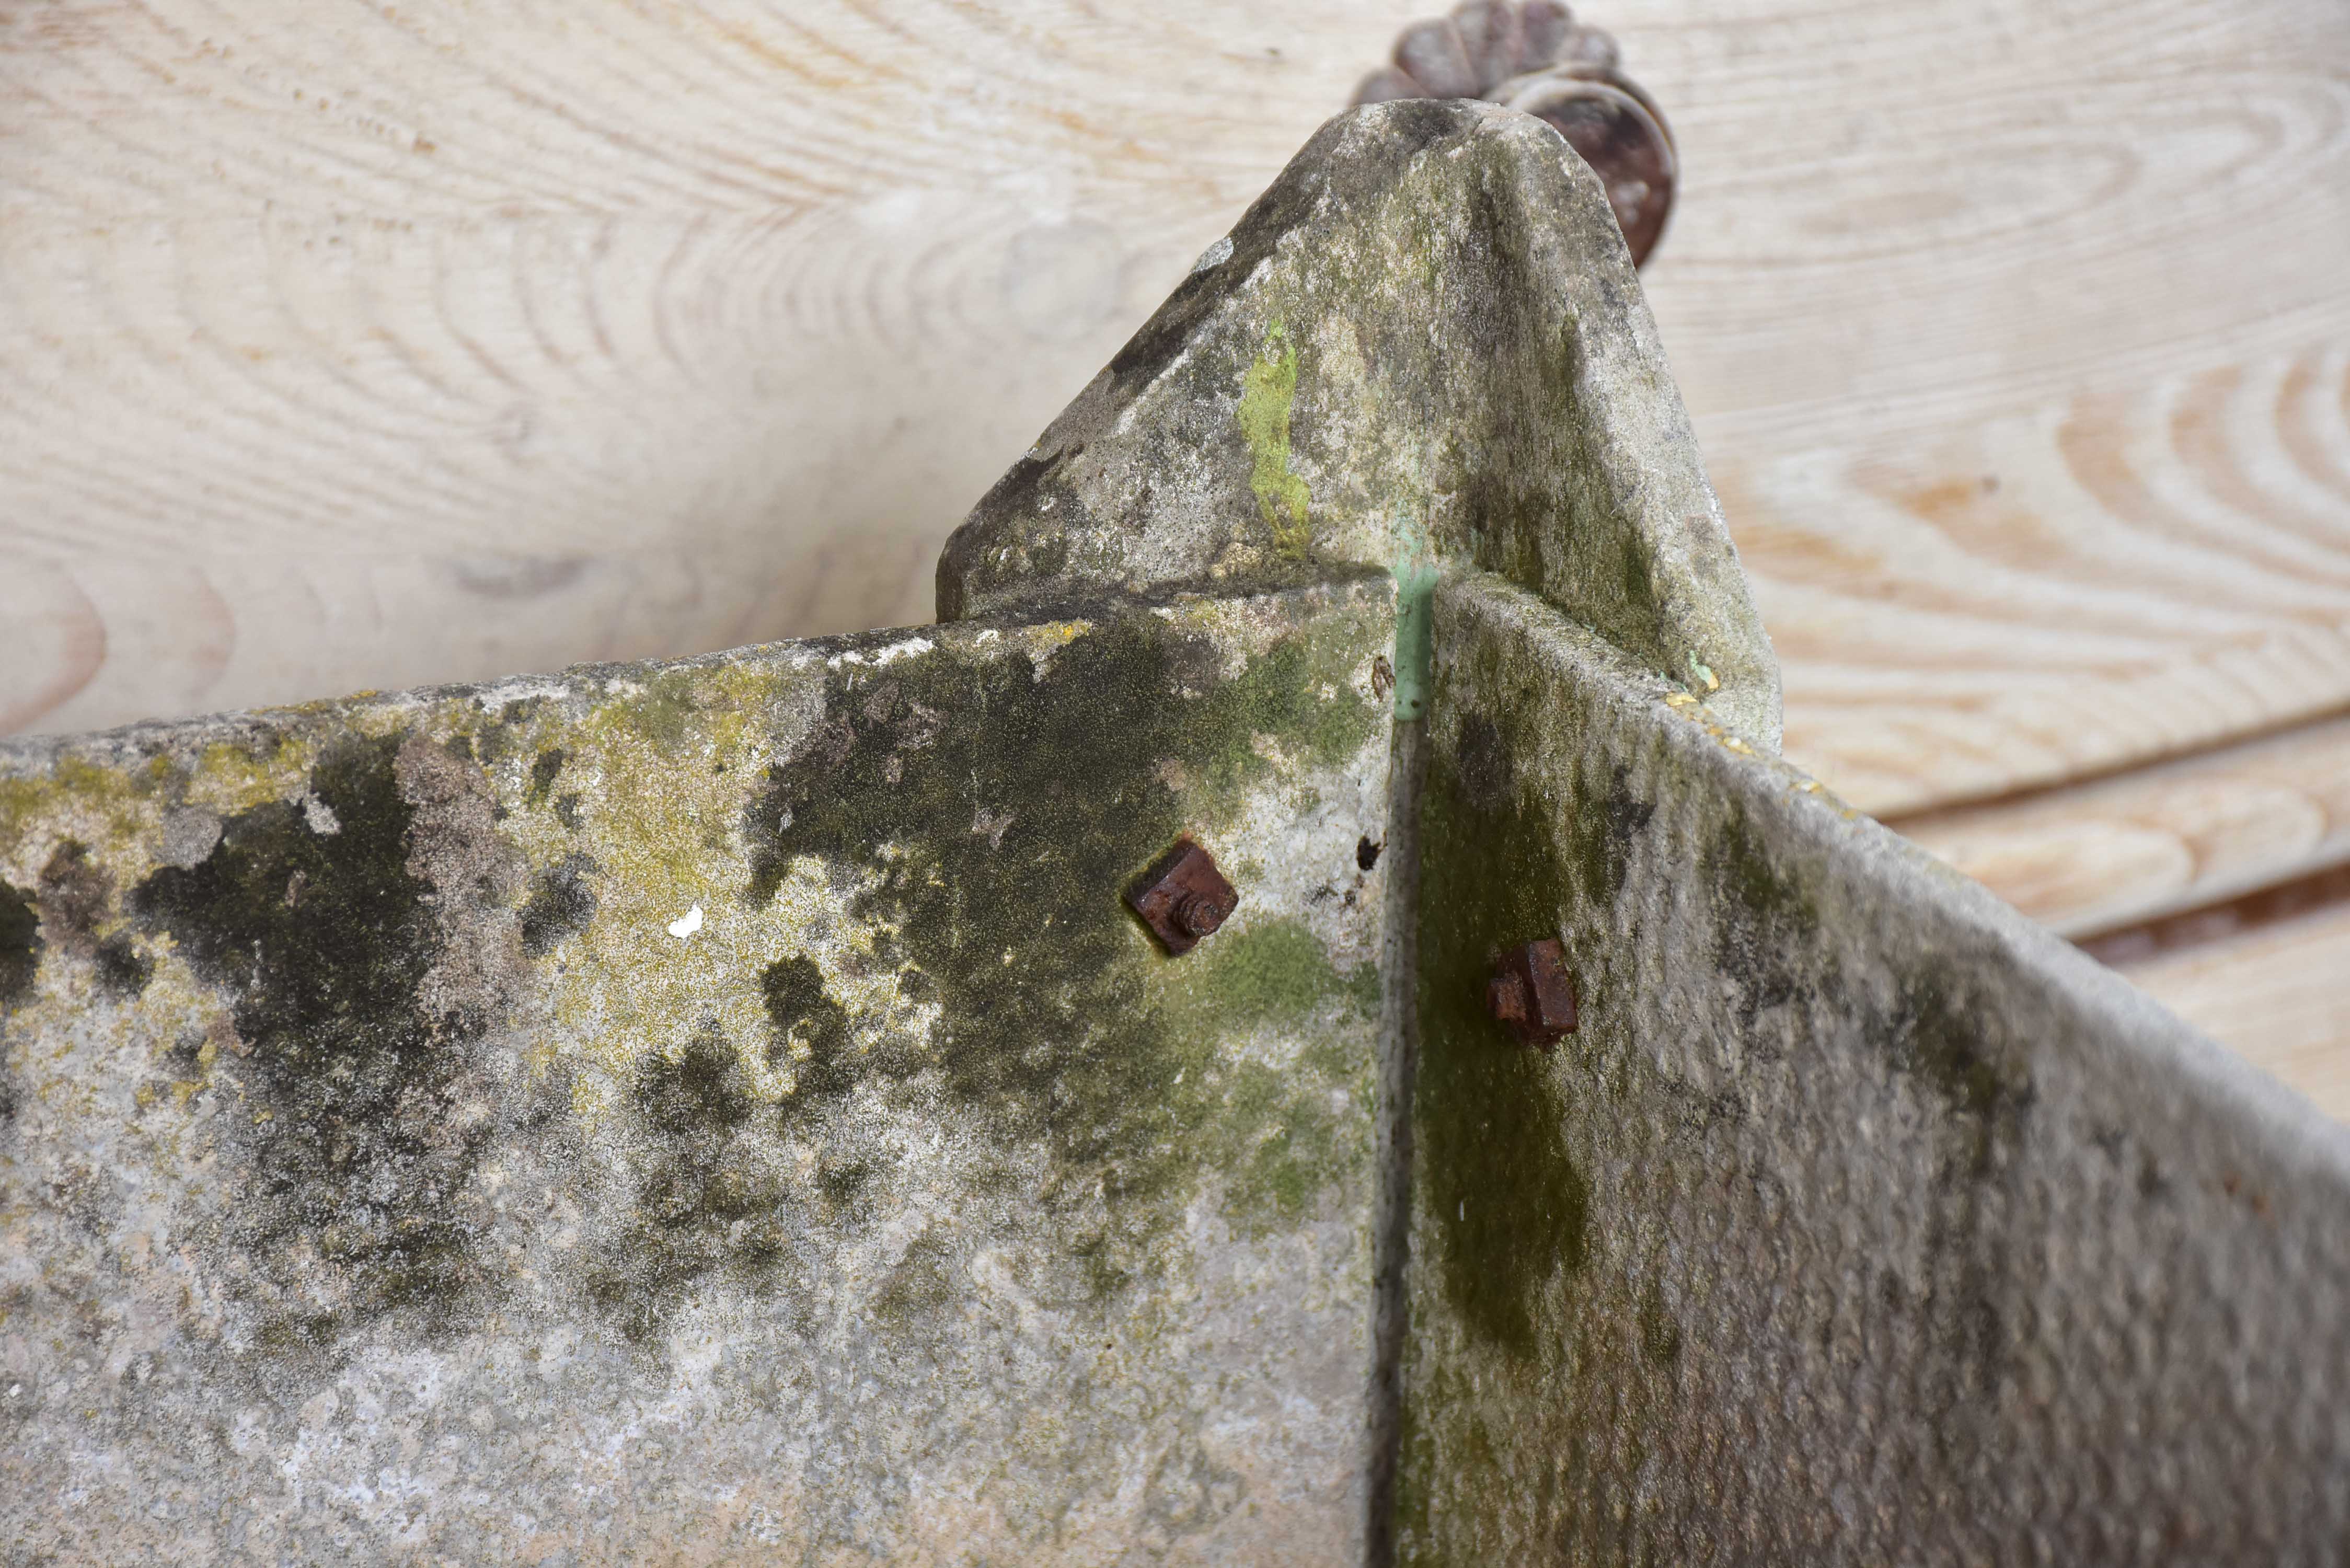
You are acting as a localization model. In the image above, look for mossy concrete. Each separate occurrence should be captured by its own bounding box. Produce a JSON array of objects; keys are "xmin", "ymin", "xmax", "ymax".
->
[
  {"xmin": 0, "ymin": 576, "xmax": 1395, "ymax": 1564},
  {"xmin": 9, "ymin": 94, "xmax": 2347, "ymax": 1568},
  {"xmin": 938, "ymin": 99, "xmax": 1779, "ymax": 755},
  {"xmin": 1397, "ymin": 574, "xmax": 2350, "ymax": 1564}
]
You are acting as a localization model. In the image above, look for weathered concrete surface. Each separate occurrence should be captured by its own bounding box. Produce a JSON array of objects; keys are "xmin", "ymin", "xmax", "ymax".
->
[
  {"xmin": 0, "ymin": 575, "xmax": 1396, "ymax": 1564},
  {"xmin": 1399, "ymin": 573, "xmax": 2350, "ymax": 1564},
  {"xmin": 16, "ymin": 91, "xmax": 2350, "ymax": 1568},
  {"xmin": 937, "ymin": 99, "xmax": 1779, "ymax": 754}
]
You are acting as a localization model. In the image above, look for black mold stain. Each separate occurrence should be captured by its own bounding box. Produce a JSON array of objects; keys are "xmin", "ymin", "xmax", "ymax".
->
[
  {"xmin": 31, "ymin": 841, "xmax": 150, "ymax": 998},
  {"xmin": 0, "ymin": 881, "xmax": 37, "ymax": 1010},
  {"xmin": 132, "ymin": 736, "xmax": 498, "ymax": 1350},
  {"xmin": 1638, "ymin": 1282, "xmax": 1683, "ymax": 1369},
  {"xmin": 519, "ymin": 852, "xmax": 597, "ymax": 956},
  {"xmin": 1415, "ymin": 706, "xmax": 1604, "ymax": 1357},
  {"xmin": 717, "ymin": 610, "xmax": 1375, "ymax": 1304},
  {"xmin": 1455, "ymin": 713, "xmax": 1514, "ymax": 814},
  {"xmin": 761, "ymin": 955, "xmax": 854, "ymax": 1103},
  {"xmin": 591, "ymin": 1023, "xmax": 793, "ymax": 1343},
  {"xmin": 92, "ymin": 937, "xmax": 152, "ymax": 998},
  {"xmin": 37, "ymin": 841, "xmax": 109, "ymax": 946},
  {"xmin": 1890, "ymin": 956, "xmax": 2037, "ymax": 1431},
  {"xmin": 1704, "ymin": 803, "xmax": 1822, "ymax": 1035},
  {"xmin": 1895, "ymin": 964, "xmax": 2034, "ymax": 1179},
  {"xmin": 163, "ymin": 1028, "xmax": 207, "ymax": 1080},
  {"xmin": 815, "ymin": 1158, "xmax": 871, "ymax": 1207},
  {"xmin": 1703, "ymin": 798, "xmax": 2039, "ymax": 1424},
  {"xmin": 1702, "ymin": 794, "xmax": 2041, "ymax": 1438},
  {"xmin": 527, "ymin": 748, "xmax": 567, "ymax": 804},
  {"xmin": 872, "ymin": 1230, "xmax": 958, "ymax": 1324},
  {"xmin": 472, "ymin": 714, "xmax": 512, "ymax": 765},
  {"xmin": 1563, "ymin": 762, "xmax": 1654, "ymax": 914}
]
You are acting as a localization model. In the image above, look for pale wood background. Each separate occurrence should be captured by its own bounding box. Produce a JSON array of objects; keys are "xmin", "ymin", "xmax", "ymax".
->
[{"xmin": 5, "ymin": 1, "xmax": 2347, "ymax": 1105}]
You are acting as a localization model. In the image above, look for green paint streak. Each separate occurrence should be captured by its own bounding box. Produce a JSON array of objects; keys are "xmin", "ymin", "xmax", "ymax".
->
[
  {"xmin": 1238, "ymin": 321, "xmax": 1314, "ymax": 560},
  {"xmin": 1390, "ymin": 509, "xmax": 1439, "ymax": 722}
]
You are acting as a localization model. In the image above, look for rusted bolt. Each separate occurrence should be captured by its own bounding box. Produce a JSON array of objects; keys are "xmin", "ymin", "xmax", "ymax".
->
[
  {"xmin": 1174, "ymin": 891, "xmax": 1228, "ymax": 939},
  {"xmin": 1488, "ymin": 937, "xmax": 1578, "ymax": 1047},
  {"xmin": 1352, "ymin": 1, "xmax": 1678, "ymax": 267},
  {"xmin": 1126, "ymin": 839, "xmax": 1238, "ymax": 955}
]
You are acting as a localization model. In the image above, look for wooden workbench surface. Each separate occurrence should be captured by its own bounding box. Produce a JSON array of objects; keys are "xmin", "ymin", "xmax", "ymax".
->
[{"xmin": 5, "ymin": 1, "xmax": 2346, "ymax": 1099}]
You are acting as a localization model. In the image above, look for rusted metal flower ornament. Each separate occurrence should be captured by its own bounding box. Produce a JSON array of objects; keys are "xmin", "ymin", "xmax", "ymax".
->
[{"xmin": 1354, "ymin": 0, "xmax": 1676, "ymax": 266}]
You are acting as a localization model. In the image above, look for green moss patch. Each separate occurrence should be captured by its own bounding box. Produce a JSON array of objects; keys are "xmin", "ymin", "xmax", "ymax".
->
[
  {"xmin": 721, "ymin": 603, "xmax": 1380, "ymax": 1293},
  {"xmin": 1414, "ymin": 703, "xmax": 1618, "ymax": 1359}
]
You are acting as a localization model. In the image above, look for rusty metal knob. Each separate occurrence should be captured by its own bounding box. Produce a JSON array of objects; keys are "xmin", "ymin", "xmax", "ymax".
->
[
  {"xmin": 1488, "ymin": 971, "xmax": 1533, "ymax": 1027},
  {"xmin": 1487, "ymin": 937, "xmax": 1579, "ymax": 1047},
  {"xmin": 1176, "ymin": 891, "xmax": 1231, "ymax": 939},
  {"xmin": 1124, "ymin": 839, "xmax": 1240, "ymax": 956},
  {"xmin": 1352, "ymin": 0, "xmax": 1677, "ymax": 267}
]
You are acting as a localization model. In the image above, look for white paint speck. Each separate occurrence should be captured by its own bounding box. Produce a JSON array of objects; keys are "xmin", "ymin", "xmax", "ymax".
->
[
  {"xmin": 667, "ymin": 905, "xmax": 704, "ymax": 940},
  {"xmin": 828, "ymin": 635, "xmax": 935, "ymax": 671},
  {"xmin": 871, "ymin": 635, "xmax": 935, "ymax": 666}
]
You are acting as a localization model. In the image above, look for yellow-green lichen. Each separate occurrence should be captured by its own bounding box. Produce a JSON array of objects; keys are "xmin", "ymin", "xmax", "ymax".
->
[
  {"xmin": 2, "ymin": 583, "xmax": 1392, "ymax": 1360},
  {"xmin": 1238, "ymin": 320, "xmax": 1315, "ymax": 560}
]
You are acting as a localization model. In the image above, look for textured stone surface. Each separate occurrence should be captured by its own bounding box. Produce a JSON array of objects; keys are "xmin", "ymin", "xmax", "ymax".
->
[
  {"xmin": 1398, "ymin": 573, "xmax": 2350, "ymax": 1564},
  {"xmin": 0, "ymin": 576, "xmax": 1396, "ymax": 1564},
  {"xmin": 13, "ymin": 92, "xmax": 2350, "ymax": 1567},
  {"xmin": 937, "ymin": 99, "xmax": 1778, "ymax": 754}
]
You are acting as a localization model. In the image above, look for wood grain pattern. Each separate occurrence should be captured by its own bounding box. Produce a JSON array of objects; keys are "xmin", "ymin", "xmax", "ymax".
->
[
  {"xmin": 1895, "ymin": 710, "xmax": 2350, "ymax": 938},
  {"xmin": 2113, "ymin": 898, "xmax": 2350, "ymax": 1124},
  {"xmin": 6, "ymin": 0, "xmax": 2348, "ymax": 821},
  {"xmin": 2, "ymin": 0, "xmax": 1384, "ymax": 733},
  {"xmin": 1720, "ymin": 343, "xmax": 2350, "ymax": 816}
]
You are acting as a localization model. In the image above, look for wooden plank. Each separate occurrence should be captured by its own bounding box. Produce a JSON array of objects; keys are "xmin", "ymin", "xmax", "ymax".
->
[
  {"xmin": 4, "ymin": 0, "xmax": 2348, "ymax": 837},
  {"xmin": 2107, "ymin": 895, "xmax": 2350, "ymax": 1125},
  {"xmin": 1719, "ymin": 342, "xmax": 2350, "ymax": 816},
  {"xmin": 1893, "ymin": 711, "xmax": 2350, "ymax": 937}
]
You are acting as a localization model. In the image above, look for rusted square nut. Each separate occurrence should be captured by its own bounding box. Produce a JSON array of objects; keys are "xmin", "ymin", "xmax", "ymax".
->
[
  {"xmin": 1488, "ymin": 937, "xmax": 1578, "ymax": 1048},
  {"xmin": 1125, "ymin": 838, "xmax": 1237, "ymax": 955}
]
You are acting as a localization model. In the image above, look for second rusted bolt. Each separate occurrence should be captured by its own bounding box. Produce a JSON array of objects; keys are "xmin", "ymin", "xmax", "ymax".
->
[{"xmin": 1488, "ymin": 937, "xmax": 1577, "ymax": 1047}]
